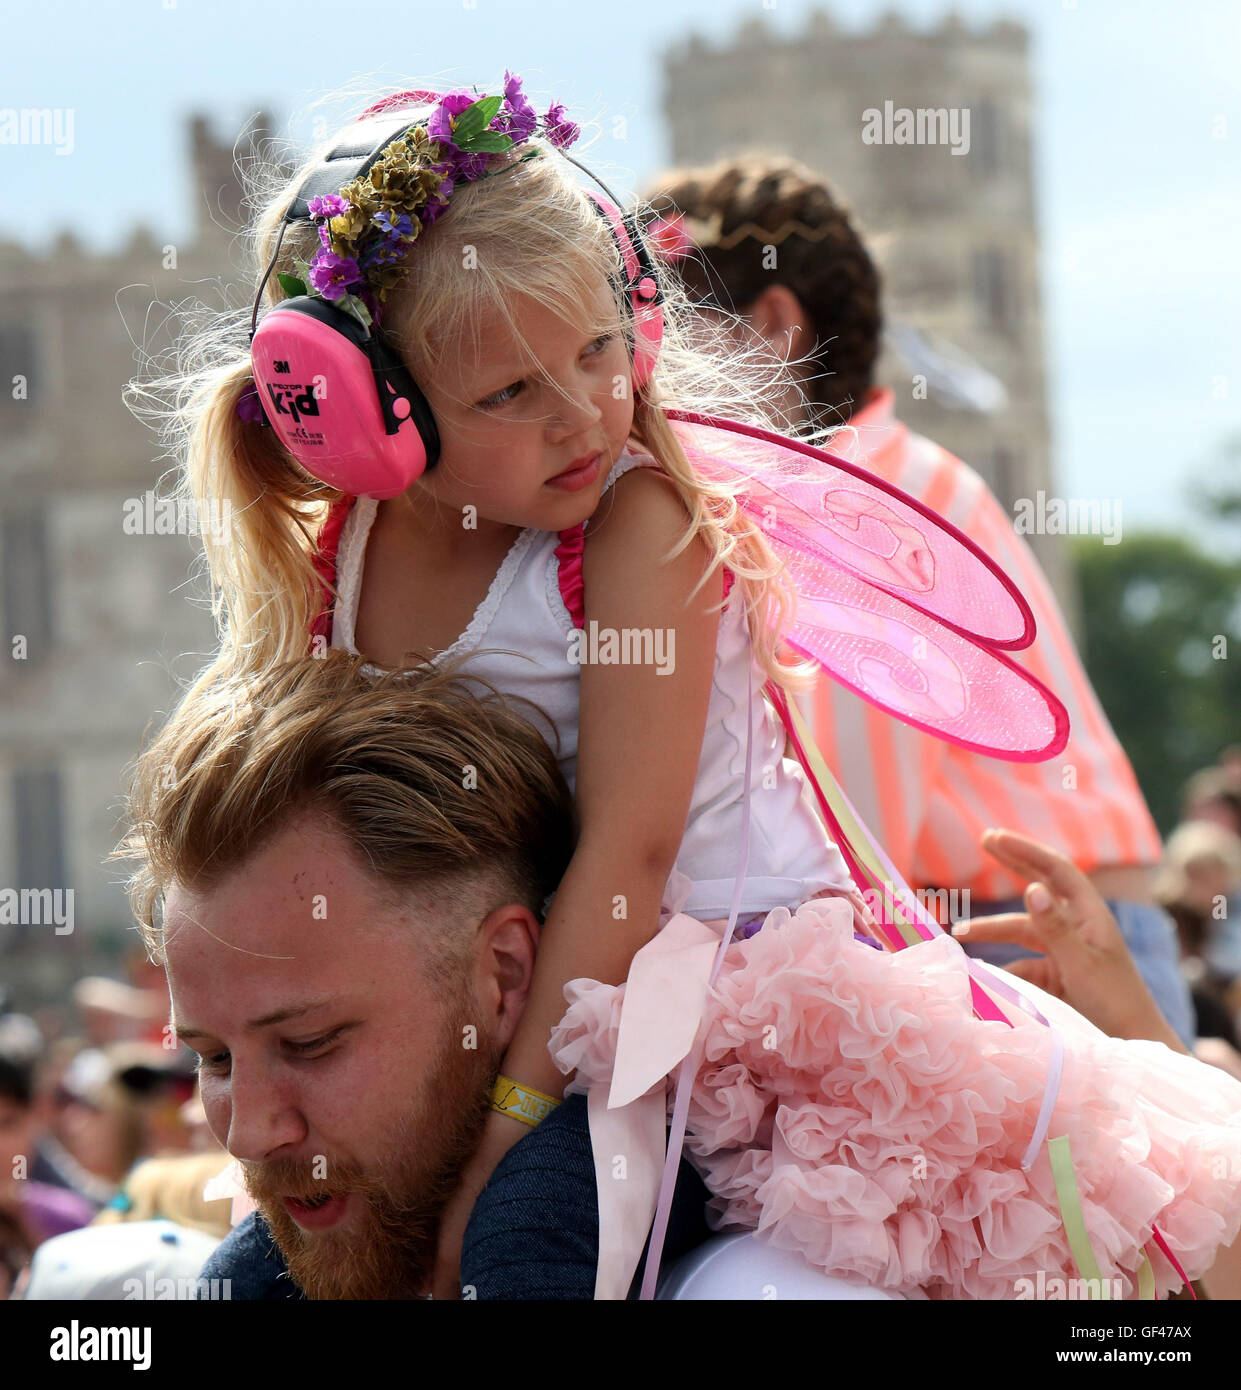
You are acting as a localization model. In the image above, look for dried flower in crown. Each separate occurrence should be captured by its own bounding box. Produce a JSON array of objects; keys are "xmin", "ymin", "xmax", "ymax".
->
[{"xmin": 275, "ymin": 71, "xmax": 582, "ymax": 332}]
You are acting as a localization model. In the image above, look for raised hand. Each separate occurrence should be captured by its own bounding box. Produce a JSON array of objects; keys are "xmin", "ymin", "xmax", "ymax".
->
[{"xmin": 953, "ymin": 828, "xmax": 1188, "ymax": 1054}]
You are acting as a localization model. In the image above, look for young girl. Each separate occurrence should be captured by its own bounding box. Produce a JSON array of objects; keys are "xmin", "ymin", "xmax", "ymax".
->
[{"xmin": 146, "ymin": 75, "xmax": 1241, "ymax": 1300}]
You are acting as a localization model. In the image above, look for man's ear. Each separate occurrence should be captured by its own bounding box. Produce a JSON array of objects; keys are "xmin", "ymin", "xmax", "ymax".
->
[
  {"xmin": 473, "ymin": 905, "xmax": 539, "ymax": 1052},
  {"xmin": 744, "ymin": 283, "xmax": 814, "ymax": 357}
]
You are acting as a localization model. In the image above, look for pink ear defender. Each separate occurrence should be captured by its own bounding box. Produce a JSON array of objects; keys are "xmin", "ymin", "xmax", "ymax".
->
[
  {"xmin": 587, "ymin": 188, "xmax": 664, "ymax": 392},
  {"xmin": 247, "ymin": 101, "xmax": 666, "ymax": 500},
  {"xmin": 250, "ymin": 296, "xmax": 438, "ymax": 498}
]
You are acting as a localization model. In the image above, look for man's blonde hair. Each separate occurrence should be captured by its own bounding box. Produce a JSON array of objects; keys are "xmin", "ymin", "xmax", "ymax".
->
[{"xmin": 116, "ymin": 650, "xmax": 577, "ymax": 979}]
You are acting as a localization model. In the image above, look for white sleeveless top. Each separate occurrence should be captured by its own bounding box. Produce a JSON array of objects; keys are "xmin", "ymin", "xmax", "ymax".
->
[{"xmin": 331, "ymin": 448, "xmax": 855, "ymax": 919}]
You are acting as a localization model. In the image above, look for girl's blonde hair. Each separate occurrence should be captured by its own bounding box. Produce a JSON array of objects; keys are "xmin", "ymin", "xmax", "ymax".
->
[
  {"xmin": 125, "ymin": 83, "xmax": 826, "ymax": 698},
  {"xmin": 91, "ymin": 1151, "xmax": 236, "ymax": 1240}
]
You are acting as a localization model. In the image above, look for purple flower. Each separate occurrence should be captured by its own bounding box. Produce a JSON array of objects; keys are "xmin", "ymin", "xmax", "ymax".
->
[
  {"xmin": 461, "ymin": 151, "xmax": 495, "ymax": 180},
  {"xmin": 416, "ymin": 168, "xmax": 455, "ymax": 227},
  {"xmin": 437, "ymin": 144, "xmax": 491, "ymax": 182},
  {"xmin": 360, "ymin": 239, "xmax": 406, "ymax": 270},
  {"xmin": 427, "ymin": 159, "xmax": 456, "ymax": 200},
  {"xmin": 308, "ymin": 249, "xmax": 362, "ymax": 300},
  {"xmin": 543, "ymin": 102, "xmax": 580, "ymax": 150},
  {"xmin": 497, "ymin": 107, "xmax": 538, "ymax": 143},
  {"xmin": 236, "ymin": 379, "xmax": 266, "ymax": 424},
  {"xmin": 373, "ymin": 208, "xmax": 413, "ymax": 238},
  {"xmin": 317, "ymin": 221, "xmax": 333, "ymax": 251},
  {"xmin": 496, "ymin": 69, "xmax": 538, "ymax": 142},
  {"xmin": 307, "ymin": 193, "xmax": 351, "ymax": 219},
  {"xmin": 428, "ymin": 90, "xmax": 477, "ymax": 145}
]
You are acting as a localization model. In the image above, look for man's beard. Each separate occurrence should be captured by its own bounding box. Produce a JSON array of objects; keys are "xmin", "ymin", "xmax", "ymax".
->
[{"xmin": 241, "ymin": 1003, "xmax": 500, "ymax": 1299}]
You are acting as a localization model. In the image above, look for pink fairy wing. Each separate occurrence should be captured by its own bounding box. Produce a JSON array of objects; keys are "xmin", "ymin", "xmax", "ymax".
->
[
  {"xmin": 781, "ymin": 551, "xmax": 1069, "ymax": 760},
  {"xmin": 668, "ymin": 410, "xmax": 1032, "ymax": 645},
  {"xmin": 666, "ymin": 411, "xmax": 1070, "ymax": 761}
]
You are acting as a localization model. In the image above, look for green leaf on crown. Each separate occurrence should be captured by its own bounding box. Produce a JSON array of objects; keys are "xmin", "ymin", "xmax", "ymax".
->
[
  {"xmin": 457, "ymin": 131, "xmax": 514, "ymax": 153},
  {"xmin": 451, "ymin": 95, "xmax": 503, "ymax": 141},
  {"xmin": 277, "ymin": 272, "xmax": 309, "ymax": 299},
  {"xmin": 339, "ymin": 292, "xmax": 373, "ymax": 330}
]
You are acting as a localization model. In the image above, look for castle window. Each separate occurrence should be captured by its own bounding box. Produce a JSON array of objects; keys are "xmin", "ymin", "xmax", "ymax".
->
[
  {"xmin": 2, "ymin": 509, "xmax": 54, "ymax": 659},
  {"xmin": 9, "ymin": 766, "xmax": 66, "ymax": 950},
  {"xmin": 0, "ymin": 321, "xmax": 37, "ymax": 411},
  {"xmin": 972, "ymin": 248, "xmax": 1019, "ymax": 333}
]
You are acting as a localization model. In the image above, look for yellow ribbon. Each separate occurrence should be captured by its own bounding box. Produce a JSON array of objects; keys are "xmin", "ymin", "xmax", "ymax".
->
[
  {"xmin": 785, "ymin": 690, "xmax": 926, "ymax": 949},
  {"xmin": 1048, "ymin": 1135, "xmax": 1110, "ymax": 1298}
]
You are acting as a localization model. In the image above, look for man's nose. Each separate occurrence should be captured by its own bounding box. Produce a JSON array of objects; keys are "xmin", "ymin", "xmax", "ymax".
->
[{"xmin": 221, "ymin": 1061, "xmax": 305, "ymax": 1162}]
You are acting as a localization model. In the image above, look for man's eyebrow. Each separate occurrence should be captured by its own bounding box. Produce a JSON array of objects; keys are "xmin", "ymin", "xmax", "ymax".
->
[{"xmin": 175, "ymin": 999, "xmax": 334, "ymax": 1043}]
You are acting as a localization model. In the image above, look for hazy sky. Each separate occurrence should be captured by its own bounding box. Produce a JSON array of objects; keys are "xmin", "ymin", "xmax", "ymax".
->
[{"xmin": 3, "ymin": 0, "xmax": 1238, "ymax": 545}]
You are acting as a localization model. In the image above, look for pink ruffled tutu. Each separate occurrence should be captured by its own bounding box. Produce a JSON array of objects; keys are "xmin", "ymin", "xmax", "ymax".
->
[{"xmin": 549, "ymin": 891, "xmax": 1241, "ymax": 1300}]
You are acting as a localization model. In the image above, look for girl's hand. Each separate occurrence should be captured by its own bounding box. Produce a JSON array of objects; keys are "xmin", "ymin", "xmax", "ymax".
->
[
  {"xmin": 431, "ymin": 1108, "xmax": 530, "ymax": 1300},
  {"xmin": 953, "ymin": 828, "xmax": 1187, "ymax": 1053}
]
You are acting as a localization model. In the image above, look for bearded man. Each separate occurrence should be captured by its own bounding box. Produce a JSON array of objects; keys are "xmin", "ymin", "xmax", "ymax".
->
[{"xmin": 120, "ymin": 651, "xmax": 708, "ymax": 1299}]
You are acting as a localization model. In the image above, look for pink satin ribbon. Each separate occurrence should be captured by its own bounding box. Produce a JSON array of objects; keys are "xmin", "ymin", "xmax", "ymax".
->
[
  {"xmin": 201, "ymin": 1159, "xmax": 259, "ymax": 1228},
  {"xmin": 589, "ymin": 910, "xmax": 743, "ymax": 1300},
  {"xmin": 584, "ymin": 668, "xmax": 758, "ymax": 1300}
]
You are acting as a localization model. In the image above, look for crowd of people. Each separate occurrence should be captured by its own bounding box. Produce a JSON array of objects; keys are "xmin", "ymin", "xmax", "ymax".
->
[{"xmin": 0, "ymin": 970, "xmax": 232, "ymax": 1297}]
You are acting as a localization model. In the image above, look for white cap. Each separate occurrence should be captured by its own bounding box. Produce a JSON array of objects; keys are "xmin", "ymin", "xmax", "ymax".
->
[{"xmin": 20, "ymin": 1220, "xmax": 222, "ymax": 1300}]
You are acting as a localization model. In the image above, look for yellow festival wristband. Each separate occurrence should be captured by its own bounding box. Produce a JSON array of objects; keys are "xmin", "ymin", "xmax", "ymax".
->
[{"xmin": 490, "ymin": 1075, "xmax": 561, "ymax": 1127}]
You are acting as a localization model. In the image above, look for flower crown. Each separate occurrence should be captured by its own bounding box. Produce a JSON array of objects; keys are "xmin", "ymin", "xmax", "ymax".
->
[
  {"xmin": 238, "ymin": 73, "xmax": 578, "ymax": 425},
  {"xmin": 283, "ymin": 72, "xmax": 579, "ymax": 327}
]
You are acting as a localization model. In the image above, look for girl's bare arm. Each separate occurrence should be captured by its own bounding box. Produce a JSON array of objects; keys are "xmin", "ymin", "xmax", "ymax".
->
[{"xmin": 496, "ymin": 465, "xmax": 724, "ymax": 1098}]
